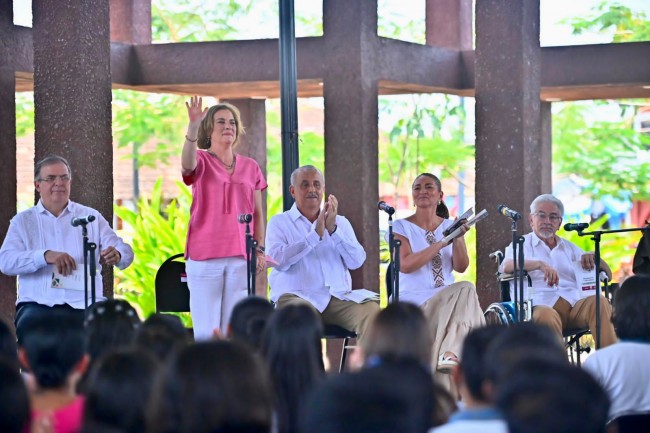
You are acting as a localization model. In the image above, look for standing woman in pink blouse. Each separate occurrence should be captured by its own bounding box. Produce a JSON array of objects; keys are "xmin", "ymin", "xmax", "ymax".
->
[{"xmin": 181, "ymin": 96, "xmax": 267, "ymax": 341}]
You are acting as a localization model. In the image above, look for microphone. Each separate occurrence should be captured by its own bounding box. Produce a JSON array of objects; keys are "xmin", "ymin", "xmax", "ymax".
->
[
  {"xmin": 564, "ymin": 222, "xmax": 589, "ymax": 232},
  {"xmin": 377, "ymin": 201, "xmax": 395, "ymax": 215},
  {"xmin": 497, "ymin": 205, "xmax": 521, "ymax": 220},
  {"xmin": 238, "ymin": 213, "xmax": 253, "ymax": 224},
  {"xmin": 71, "ymin": 215, "xmax": 96, "ymax": 227}
]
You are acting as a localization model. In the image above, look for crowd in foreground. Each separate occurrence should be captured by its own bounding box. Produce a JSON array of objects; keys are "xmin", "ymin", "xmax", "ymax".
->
[{"xmin": 0, "ymin": 273, "xmax": 649, "ymax": 433}]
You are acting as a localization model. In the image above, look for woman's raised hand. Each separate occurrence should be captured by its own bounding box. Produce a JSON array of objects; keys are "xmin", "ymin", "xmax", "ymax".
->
[{"xmin": 185, "ymin": 95, "xmax": 208, "ymax": 125}]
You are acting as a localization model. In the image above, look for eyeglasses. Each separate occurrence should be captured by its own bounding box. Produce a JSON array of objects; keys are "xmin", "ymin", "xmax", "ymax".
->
[
  {"xmin": 533, "ymin": 212, "xmax": 562, "ymax": 222},
  {"xmin": 37, "ymin": 175, "xmax": 71, "ymax": 183}
]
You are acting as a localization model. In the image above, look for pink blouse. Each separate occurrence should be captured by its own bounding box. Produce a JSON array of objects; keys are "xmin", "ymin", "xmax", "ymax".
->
[
  {"xmin": 183, "ymin": 150, "xmax": 267, "ymax": 261},
  {"xmin": 31, "ymin": 396, "xmax": 84, "ymax": 433}
]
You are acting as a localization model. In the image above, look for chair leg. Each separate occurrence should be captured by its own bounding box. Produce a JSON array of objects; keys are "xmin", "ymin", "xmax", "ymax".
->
[{"xmin": 339, "ymin": 337, "xmax": 350, "ymax": 373}]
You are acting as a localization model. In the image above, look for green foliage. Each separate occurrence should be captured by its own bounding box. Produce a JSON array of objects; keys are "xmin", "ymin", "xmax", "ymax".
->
[
  {"xmin": 379, "ymin": 95, "xmax": 474, "ymax": 201},
  {"xmin": 560, "ymin": 215, "xmax": 642, "ymax": 282},
  {"xmin": 552, "ymin": 103, "xmax": 650, "ymax": 201},
  {"xmin": 112, "ymin": 90, "xmax": 187, "ymax": 170},
  {"xmin": 114, "ymin": 179, "xmax": 192, "ymax": 325},
  {"xmin": 378, "ymin": 0, "xmax": 426, "ymax": 44},
  {"xmin": 152, "ymin": 0, "xmax": 251, "ymax": 42},
  {"xmin": 16, "ymin": 93, "xmax": 34, "ymax": 137},
  {"xmin": 266, "ymin": 119, "xmax": 324, "ymax": 217},
  {"xmin": 566, "ymin": 2, "xmax": 650, "ymax": 42}
]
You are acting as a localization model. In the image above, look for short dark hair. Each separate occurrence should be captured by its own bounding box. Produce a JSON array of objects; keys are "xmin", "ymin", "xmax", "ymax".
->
[
  {"xmin": 361, "ymin": 301, "xmax": 432, "ymax": 366},
  {"xmin": 83, "ymin": 348, "xmax": 160, "ymax": 433},
  {"xmin": 85, "ymin": 299, "xmax": 141, "ymax": 362},
  {"xmin": 20, "ymin": 309, "xmax": 85, "ymax": 389},
  {"xmin": 134, "ymin": 313, "xmax": 189, "ymax": 361},
  {"xmin": 484, "ymin": 322, "xmax": 567, "ymax": 386},
  {"xmin": 495, "ymin": 358, "xmax": 609, "ymax": 433},
  {"xmin": 458, "ymin": 325, "xmax": 507, "ymax": 402},
  {"xmin": 147, "ymin": 341, "xmax": 273, "ymax": 433},
  {"xmin": 228, "ymin": 296, "xmax": 275, "ymax": 350},
  {"xmin": 34, "ymin": 154, "xmax": 72, "ymax": 181},
  {"xmin": 301, "ymin": 357, "xmax": 435, "ymax": 433},
  {"xmin": 612, "ymin": 275, "xmax": 650, "ymax": 341},
  {"xmin": 0, "ymin": 359, "xmax": 30, "ymax": 433}
]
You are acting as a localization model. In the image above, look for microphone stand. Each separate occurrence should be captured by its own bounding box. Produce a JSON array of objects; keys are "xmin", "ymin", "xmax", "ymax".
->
[
  {"xmin": 386, "ymin": 211, "xmax": 400, "ymax": 303},
  {"xmin": 77, "ymin": 221, "xmax": 98, "ymax": 314},
  {"xmin": 244, "ymin": 220, "xmax": 257, "ymax": 297},
  {"xmin": 577, "ymin": 225, "xmax": 649, "ymax": 348},
  {"xmin": 508, "ymin": 217, "xmax": 525, "ymax": 323}
]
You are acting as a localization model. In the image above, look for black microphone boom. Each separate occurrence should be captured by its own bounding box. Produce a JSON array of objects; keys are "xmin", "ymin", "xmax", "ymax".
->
[
  {"xmin": 377, "ymin": 201, "xmax": 395, "ymax": 215},
  {"xmin": 497, "ymin": 205, "xmax": 521, "ymax": 220},
  {"xmin": 71, "ymin": 215, "xmax": 96, "ymax": 227},
  {"xmin": 564, "ymin": 222, "xmax": 589, "ymax": 232},
  {"xmin": 238, "ymin": 213, "xmax": 253, "ymax": 224}
]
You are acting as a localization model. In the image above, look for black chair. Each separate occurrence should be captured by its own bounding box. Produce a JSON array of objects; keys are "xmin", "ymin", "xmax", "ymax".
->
[
  {"xmin": 483, "ymin": 250, "xmax": 591, "ymax": 365},
  {"xmin": 607, "ymin": 412, "xmax": 650, "ymax": 433},
  {"xmin": 155, "ymin": 253, "xmax": 193, "ymax": 338},
  {"xmin": 323, "ymin": 324, "xmax": 357, "ymax": 373}
]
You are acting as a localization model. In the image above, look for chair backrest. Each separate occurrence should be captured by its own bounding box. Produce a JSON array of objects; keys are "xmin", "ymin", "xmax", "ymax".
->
[
  {"xmin": 609, "ymin": 412, "xmax": 650, "ymax": 433},
  {"xmin": 155, "ymin": 254, "xmax": 190, "ymax": 313},
  {"xmin": 385, "ymin": 264, "xmax": 393, "ymax": 300}
]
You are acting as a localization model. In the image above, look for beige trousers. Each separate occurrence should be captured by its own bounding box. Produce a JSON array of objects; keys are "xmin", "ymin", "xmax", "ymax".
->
[
  {"xmin": 422, "ymin": 281, "xmax": 486, "ymax": 393},
  {"xmin": 533, "ymin": 295, "xmax": 617, "ymax": 348},
  {"xmin": 277, "ymin": 294, "xmax": 380, "ymax": 341}
]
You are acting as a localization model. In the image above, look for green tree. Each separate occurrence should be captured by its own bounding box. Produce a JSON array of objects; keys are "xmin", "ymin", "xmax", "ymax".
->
[
  {"xmin": 379, "ymin": 95, "xmax": 474, "ymax": 203},
  {"xmin": 114, "ymin": 179, "xmax": 192, "ymax": 322},
  {"xmin": 552, "ymin": 102, "xmax": 650, "ymax": 201},
  {"xmin": 566, "ymin": 2, "xmax": 650, "ymax": 42},
  {"xmin": 152, "ymin": 0, "xmax": 251, "ymax": 43}
]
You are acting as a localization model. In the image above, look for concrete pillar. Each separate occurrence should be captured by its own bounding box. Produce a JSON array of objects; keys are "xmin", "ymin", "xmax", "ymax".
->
[
  {"xmin": 322, "ymin": 0, "xmax": 379, "ymax": 370},
  {"xmin": 230, "ymin": 98, "xmax": 268, "ymax": 296},
  {"xmin": 474, "ymin": 0, "xmax": 542, "ymax": 306},
  {"xmin": 32, "ymin": 0, "xmax": 114, "ymax": 297},
  {"xmin": 541, "ymin": 101, "xmax": 553, "ymax": 193},
  {"xmin": 425, "ymin": 0, "xmax": 473, "ymax": 49},
  {"xmin": 323, "ymin": 0, "xmax": 379, "ymax": 292},
  {"xmin": 109, "ymin": 0, "xmax": 151, "ymax": 44},
  {"xmin": 0, "ymin": 0, "xmax": 17, "ymax": 323}
]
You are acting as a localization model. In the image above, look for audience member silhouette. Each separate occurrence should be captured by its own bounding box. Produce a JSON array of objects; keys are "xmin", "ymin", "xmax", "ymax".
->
[
  {"xmin": 261, "ymin": 304, "xmax": 325, "ymax": 433},
  {"xmin": 0, "ymin": 358, "xmax": 31, "ymax": 433},
  {"xmin": 82, "ymin": 348, "xmax": 160, "ymax": 433},
  {"xmin": 584, "ymin": 274, "xmax": 650, "ymax": 423},
  {"xmin": 134, "ymin": 313, "xmax": 189, "ymax": 361},
  {"xmin": 495, "ymin": 357, "xmax": 609, "ymax": 433},
  {"xmin": 229, "ymin": 296, "xmax": 275, "ymax": 350},
  {"xmin": 147, "ymin": 340, "xmax": 273, "ymax": 433},
  {"xmin": 302, "ymin": 356, "xmax": 435, "ymax": 433},
  {"xmin": 19, "ymin": 309, "xmax": 87, "ymax": 433},
  {"xmin": 431, "ymin": 325, "xmax": 508, "ymax": 433}
]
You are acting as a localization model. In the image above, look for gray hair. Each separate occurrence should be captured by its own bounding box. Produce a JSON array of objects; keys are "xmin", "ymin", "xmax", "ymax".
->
[
  {"xmin": 290, "ymin": 165, "xmax": 323, "ymax": 187},
  {"xmin": 34, "ymin": 155, "xmax": 72, "ymax": 181},
  {"xmin": 530, "ymin": 194, "xmax": 564, "ymax": 216}
]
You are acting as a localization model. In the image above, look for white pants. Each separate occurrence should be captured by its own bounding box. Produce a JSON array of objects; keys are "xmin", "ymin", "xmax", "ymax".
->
[{"xmin": 186, "ymin": 257, "xmax": 248, "ymax": 341}]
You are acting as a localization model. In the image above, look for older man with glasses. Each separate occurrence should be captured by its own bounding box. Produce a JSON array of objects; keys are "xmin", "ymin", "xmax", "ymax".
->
[
  {"xmin": 500, "ymin": 194, "xmax": 616, "ymax": 348},
  {"xmin": 0, "ymin": 155, "xmax": 133, "ymax": 343}
]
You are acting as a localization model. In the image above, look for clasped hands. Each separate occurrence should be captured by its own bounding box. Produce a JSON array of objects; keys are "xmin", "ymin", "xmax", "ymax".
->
[{"xmin": 316, "ymin": 194, "xmax": 338, "ymax": 239}]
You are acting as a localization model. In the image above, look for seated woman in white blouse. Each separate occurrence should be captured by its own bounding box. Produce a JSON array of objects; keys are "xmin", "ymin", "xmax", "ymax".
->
[{"xmin": 392, "ymin": 173, "xmax": 485, "ymax": 392}]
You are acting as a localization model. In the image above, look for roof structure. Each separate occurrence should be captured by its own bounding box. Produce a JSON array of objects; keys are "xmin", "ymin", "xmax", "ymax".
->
[{"xmin": 1, "ymin": 0, "xmax": 649, "ymax": 321}]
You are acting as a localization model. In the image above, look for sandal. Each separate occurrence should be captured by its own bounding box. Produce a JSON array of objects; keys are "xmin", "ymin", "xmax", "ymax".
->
[{"xmin": 437, "ymin": 352, "xmax": 459, "ymax": 374}]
